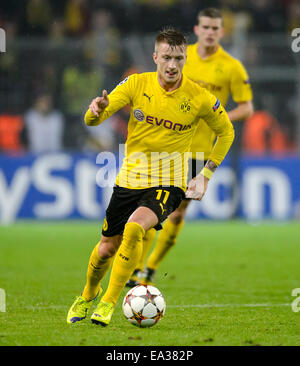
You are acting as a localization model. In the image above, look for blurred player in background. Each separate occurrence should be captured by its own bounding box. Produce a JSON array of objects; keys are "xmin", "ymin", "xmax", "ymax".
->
[
  {"xmin": 67, "ymin": 27, "xmax": 234, "ymax": 326},
  {"xmin": 127, "ymin": 7, "xmax": 253, "ymax": 287}
]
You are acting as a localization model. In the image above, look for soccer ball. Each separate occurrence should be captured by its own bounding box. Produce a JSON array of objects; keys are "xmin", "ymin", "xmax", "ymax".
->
[{"xmin": 122, "ymin": 285, "xmax": 166, "ymax": 327}]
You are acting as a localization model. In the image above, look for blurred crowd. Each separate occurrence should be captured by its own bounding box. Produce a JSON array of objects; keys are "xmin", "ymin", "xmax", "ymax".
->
[
  {"xmin": 1, "ymin": 0, "xmax": 299, "ymax": 36},
  {"xmin": 0, "ymin": 0, "xmax": 299, "ymax": 155}
]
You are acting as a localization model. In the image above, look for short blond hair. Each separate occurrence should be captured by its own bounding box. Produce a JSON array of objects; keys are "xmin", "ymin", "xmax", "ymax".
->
[{"xmin": 155, "ymin": 27, "xmax": 187, "ymax": 50}]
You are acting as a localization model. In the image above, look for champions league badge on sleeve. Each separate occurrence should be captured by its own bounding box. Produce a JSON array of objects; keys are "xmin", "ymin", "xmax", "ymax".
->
[
  {"xmin": 212, "ymin": 98, "xmax": 220, "ymax": 112},
  {"xmin": 118, "ymin": 76, "xmax": 129, "ymax": 85}
]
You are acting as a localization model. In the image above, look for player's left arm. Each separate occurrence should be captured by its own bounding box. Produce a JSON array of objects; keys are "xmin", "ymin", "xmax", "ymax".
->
[
  {"xmin": 185, "ymin": 159, "xmax": 217, "ymax": 201},
  {"xmin": 186, "ymin": 94, "xmax": 234, "ymax": 201}
]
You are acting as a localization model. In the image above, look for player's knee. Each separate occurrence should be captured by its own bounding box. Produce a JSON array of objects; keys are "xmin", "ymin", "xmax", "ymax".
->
[
  {"xmin": 98, "ymin": 237, "xmax": 119, "ymax": 259},
  {"xmin": 169, "ymin": 208, "xmax": 186, "ymax": 225},
  {"xmin": 123, "ymin": 222, "xmax": 145, "ymax": 245}
]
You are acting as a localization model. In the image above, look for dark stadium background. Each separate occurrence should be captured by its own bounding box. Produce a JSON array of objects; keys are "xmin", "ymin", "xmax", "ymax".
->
[{"xmin": 0, "ymin": 0, "xmax": 299, "ymax": 223}]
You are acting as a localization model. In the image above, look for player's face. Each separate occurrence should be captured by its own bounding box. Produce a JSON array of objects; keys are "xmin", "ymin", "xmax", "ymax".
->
[
  {"xmin": 194, "ymin": 16, "xmax": 223, "ymax": 48},
  {"xmin": 153, "ymin": 42, "xmax": 187, "ymax": 88}
]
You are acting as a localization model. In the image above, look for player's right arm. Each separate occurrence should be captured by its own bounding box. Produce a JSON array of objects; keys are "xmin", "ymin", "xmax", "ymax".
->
[
  {"xmin": 88, "ymin": 90, "xmax": 109, "ymax": 119},
  {"xmin": 84, "ymin": 75, "xmax": 135, "ymax": 126}
]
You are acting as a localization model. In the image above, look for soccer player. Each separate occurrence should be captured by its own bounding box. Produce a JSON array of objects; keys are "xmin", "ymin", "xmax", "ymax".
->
[
  {"xmin": 127, "ymin": 8, "xmax": 253, "ymax": 287},
  {"xmin": 67, "ymin": 27, "xmax": 234, "ymax": 326}
]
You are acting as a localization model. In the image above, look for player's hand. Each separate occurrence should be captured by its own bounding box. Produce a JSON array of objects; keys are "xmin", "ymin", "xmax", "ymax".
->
[
  {"xmin": 89, "ymin": 90, "xmax": 109, "ymax": 117},
  {"xmin": 185, "ymin": 174, "xmax": 209, "ymax": 201}
]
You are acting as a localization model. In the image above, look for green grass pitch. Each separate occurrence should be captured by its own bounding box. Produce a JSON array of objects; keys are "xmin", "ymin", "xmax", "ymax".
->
[{"xmin": 1, "ymin": 220, "xmax": 300, "ymax": 346}]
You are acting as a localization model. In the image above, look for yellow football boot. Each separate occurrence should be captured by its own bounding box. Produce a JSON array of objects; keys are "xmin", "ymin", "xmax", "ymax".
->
[
  {"xmin": 90, "ymin": 300, "xmax": 115, "ymax": 326},
  {"xmin": 67, "ymin": 291, "xmax": 101, "ymax": 324}
]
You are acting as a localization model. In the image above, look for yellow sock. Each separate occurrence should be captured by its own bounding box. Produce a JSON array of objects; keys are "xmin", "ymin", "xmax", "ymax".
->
[
  {"xmin": 136, "ymin": 228, "xmax": 156, "ymax": 271},
  {"xmin": 82, "ymin": 242, "xmax": 113, "ymax": 301},
  {"xmin": 146, "ymin": 218, "xmax": 184, "ymax": 270},
  {"xmin": 102, "ymin": 222, "xmax": 145, "ymax": 305}
]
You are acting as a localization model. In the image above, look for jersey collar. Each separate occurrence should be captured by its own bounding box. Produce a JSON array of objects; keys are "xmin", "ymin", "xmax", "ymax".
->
[
  {"xmin": 196, "ymin": 44, "xmax": 223, "ymax": 61},
  {"xmin": 154, "ymin": 72, "xmax": 187, "ymax": 95}
]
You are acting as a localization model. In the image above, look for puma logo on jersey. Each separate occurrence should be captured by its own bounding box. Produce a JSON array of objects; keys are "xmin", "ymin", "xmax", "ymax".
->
[{"xmin": 143, "ymin": 93, "xmax": 153, "ymax": 102}]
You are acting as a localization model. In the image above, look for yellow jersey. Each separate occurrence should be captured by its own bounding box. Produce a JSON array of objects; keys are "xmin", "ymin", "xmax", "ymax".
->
[
  {"xmin": 184, "ymin": 43, "xmax": 252, "ymax": 159},
  {"xmin": 85, "ymin": 72, "xmax": 234, "ymax": 190}
]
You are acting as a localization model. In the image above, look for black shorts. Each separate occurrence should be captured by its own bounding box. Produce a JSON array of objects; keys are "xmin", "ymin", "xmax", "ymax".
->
[
  {"xmin": 102, "ymin": 185, "xmax": 185, "ymax": 237},
  {"xmin": 184, "ymin": 159, "xmax": 207, "ymax": 201}
]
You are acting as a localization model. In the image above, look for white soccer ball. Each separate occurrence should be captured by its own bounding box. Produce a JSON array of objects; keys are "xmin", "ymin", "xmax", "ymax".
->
[{"xmin": 122, "ymin": 285, "xmax": 166, "ymax": 327}]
